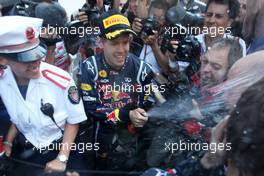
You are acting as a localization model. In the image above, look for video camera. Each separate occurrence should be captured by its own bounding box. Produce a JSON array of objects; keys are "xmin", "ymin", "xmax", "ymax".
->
[{"xmin": 160, "ymin": 1, "xmax": 202, "ymax": 62}]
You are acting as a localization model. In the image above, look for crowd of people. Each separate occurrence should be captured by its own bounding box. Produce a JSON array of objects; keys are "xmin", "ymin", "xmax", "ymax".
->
[{"xmin": 0, "ymin": 0, "xmax": 264, "ymax": 176}]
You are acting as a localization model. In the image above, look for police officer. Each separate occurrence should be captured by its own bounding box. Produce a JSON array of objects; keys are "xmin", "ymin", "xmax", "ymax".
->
[
  {"xmin": 80, "ymin": 10, "xmax": 153, "ymax": 170},
  {"xmin": 0, "ymin": 16, "xmax": 87, "ymax": 175}
]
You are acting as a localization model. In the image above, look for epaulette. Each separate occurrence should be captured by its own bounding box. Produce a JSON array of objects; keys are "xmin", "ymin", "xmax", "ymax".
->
[{"xmin": 42, "ymin": 69, "xmax": 71, "ymax": 89}]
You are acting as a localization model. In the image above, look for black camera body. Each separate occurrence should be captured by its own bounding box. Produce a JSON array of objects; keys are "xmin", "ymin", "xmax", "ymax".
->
[
  {"xmin": 81, "ymin": 5, "xmax": 101, "ymax": 26},
  {"xmin": 160, "ymin": 24, "xmax": 186, "ymax": 53},
  {"xmin": 140, "ymin": 17, "xmax": 160, "ymax": 38},
  {"xmin": 176, "ymin": 35, "xmax": 201, "ymax": 62},
  {"xmin": 161, "ymin": 25, "xmax": 201, "ymax": 62}
]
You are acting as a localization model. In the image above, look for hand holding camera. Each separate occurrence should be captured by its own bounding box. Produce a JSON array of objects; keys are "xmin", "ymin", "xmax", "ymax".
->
[
  {"xmin": 142, "ymin": 30, "xmax": 159, "ymax": 46},
  {"xmin": 76, "ymin": 11, "xmax": 89, "ymax": 25},
  {"xmin": 132, "ymin": 17, "xmax": 143, "ymax": 34}
]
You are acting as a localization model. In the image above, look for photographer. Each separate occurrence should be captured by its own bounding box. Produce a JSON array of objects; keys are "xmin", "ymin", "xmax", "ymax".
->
[
  {"xmin": 35, "ymin": 1, "xmax": 73, "ymax": 72},
  {"xmin": 72, "ymin": 0, "xmax": 120, "ymax": 25},
  {"xmin": 196, "ymin": 0, "xmax": 246, "ymax": 56},
  {"xmin": 121, "ymin": 0, "xmax": 138, "ymax": 23},
  {"xmin": 131, "ymin": 0, "xmax": 170, "ymax": 73}
]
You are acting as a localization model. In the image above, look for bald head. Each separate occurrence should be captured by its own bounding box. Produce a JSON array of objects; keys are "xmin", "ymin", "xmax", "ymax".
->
[
  {"xmin": 228, "ymin": 51, "xmax": 264, "ymax": 79},
  {"xmin": 222, "ymin": 51, "xmax": 264, "ymax": 106}
]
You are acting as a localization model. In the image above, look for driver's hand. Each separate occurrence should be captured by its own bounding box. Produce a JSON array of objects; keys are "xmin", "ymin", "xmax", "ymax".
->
[{"xmin": 129, "ymin": 108, "xmax": 148, "ymax": 127}]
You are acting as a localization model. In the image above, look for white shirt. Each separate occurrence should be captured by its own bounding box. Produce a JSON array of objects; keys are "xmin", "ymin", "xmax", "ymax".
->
[
  {"xmin": 139, "ymin": 45, "xmax": 161, "ymax": 73},
  {"xmin": 195, "ymin": 33, "xmax": 247, "ymax": 56},
  {"xmin": 0, "ymin": 62, "xmax": 87, "ymax": 148}
]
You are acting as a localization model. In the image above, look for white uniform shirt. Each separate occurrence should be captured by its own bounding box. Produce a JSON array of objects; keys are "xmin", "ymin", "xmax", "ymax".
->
[
  {"xmin": 195, "ymin": 33, "xmax": 247, "ymax": 56},
  {"xmin": 0, "ymin": 62, "xmax": 87, "ymax": 148},
  {"xmin": 139, "ymin": 45, "xmax": 161, "ymax": 73}
]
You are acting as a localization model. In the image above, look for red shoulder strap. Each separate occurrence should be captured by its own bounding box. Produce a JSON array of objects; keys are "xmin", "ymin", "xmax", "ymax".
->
[{"xmin": 42, "ymin": 69, "xmax": 71, "ymax": 89}]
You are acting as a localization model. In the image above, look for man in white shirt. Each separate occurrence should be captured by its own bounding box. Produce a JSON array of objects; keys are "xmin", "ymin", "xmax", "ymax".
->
[
  {"xmin": 0, "ymin": 16, "xmax": 87, "ymax": 175},
  {"xmin": 196, "ymin": 0, "xmax": 246, "ymax": 56},
  {"xmin": 132, "ymin": 0, "xmax": 170, "ymax": 73}
]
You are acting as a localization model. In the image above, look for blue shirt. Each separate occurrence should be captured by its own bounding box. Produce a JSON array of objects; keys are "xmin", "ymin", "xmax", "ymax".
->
[{"xmin": 18, "ymin": 85, "xmax": 28, "ymax": 100}]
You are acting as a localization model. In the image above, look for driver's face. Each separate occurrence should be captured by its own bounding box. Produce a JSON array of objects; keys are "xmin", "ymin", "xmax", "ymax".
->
[{"xmin": 102, "ymin": 33, "xmax": 130, "ymax": 71}]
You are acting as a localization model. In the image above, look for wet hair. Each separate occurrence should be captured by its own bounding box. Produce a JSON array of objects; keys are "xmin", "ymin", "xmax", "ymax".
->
[
  {"xmin": 205, "ymin": 0, "xmax": 240, "ymax": 19},
  {"xmin": 210, "ymin": 37, "xmax": 243, "ymax": 70},
  {"xmin": 226, "ymin": 77, "xmax": 264, "ymax": 176}
]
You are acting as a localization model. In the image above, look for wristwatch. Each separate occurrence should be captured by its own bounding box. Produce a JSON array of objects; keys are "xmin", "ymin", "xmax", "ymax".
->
[
  {"xmin": 56, "ymin": 154, "xmax": 68, "ymax": 163},
  {"xmin": 3, "ymin": 141, "xmax": 13, "ymax": 147}
]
